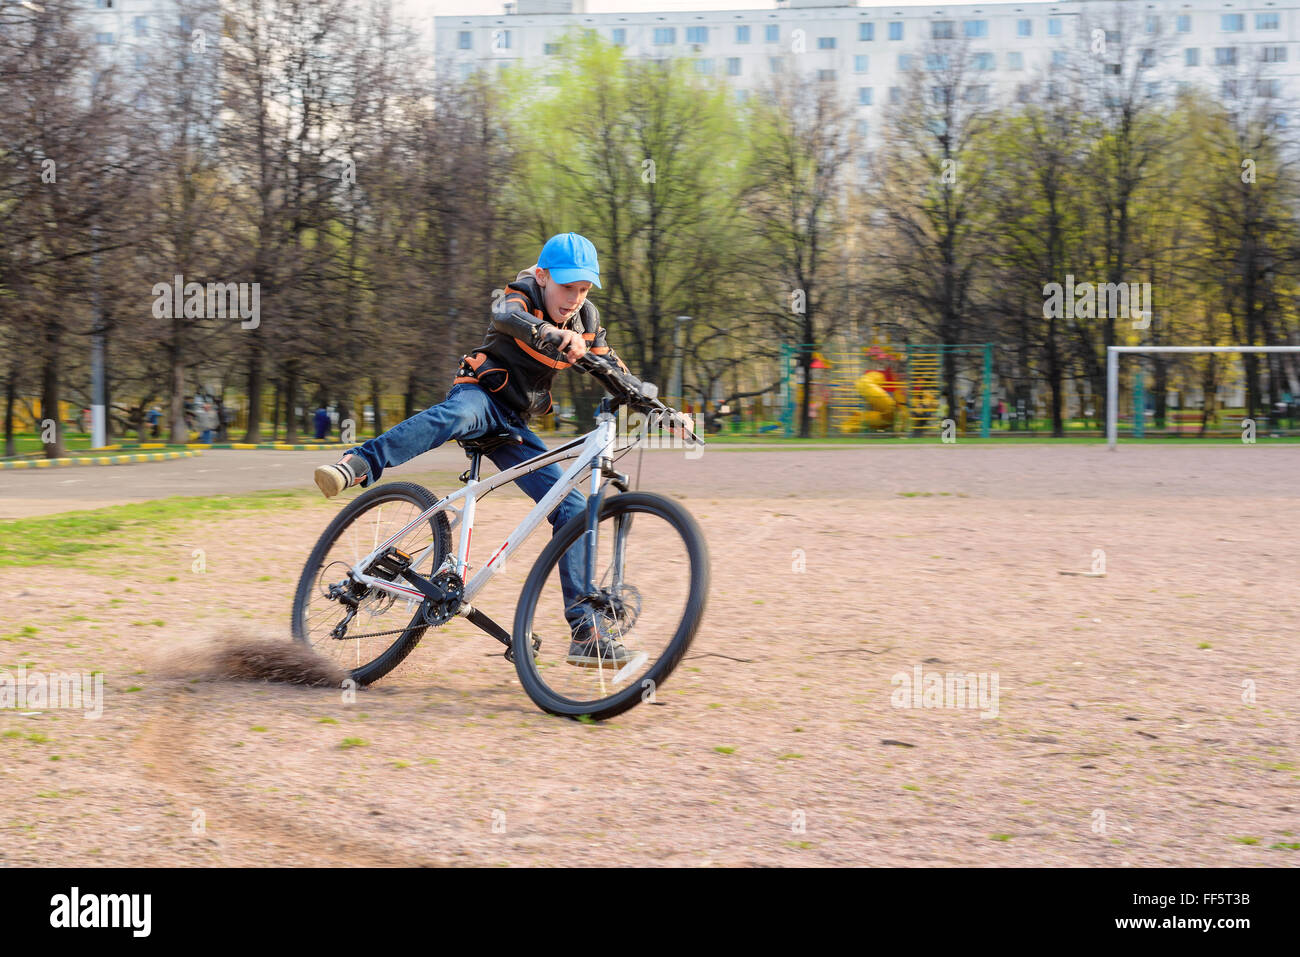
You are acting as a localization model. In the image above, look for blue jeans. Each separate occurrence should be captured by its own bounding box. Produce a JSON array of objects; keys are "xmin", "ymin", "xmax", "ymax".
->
[{"xmin": 345, "ymin": 383, "xmax": 592, "ymax": 630}]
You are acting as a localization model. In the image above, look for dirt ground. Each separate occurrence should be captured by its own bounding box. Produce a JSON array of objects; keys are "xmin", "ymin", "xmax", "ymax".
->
[{"xmin": 1, "ymin": 443, "xmax": 1297, "ymax": 866}]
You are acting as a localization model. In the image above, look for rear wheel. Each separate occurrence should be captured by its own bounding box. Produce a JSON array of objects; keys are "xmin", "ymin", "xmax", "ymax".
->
[
  {"xmin": 291, "ymin": 481, "xmax": 452, "ymax": 686},
  {"xmin": 512, "ymin": 490, "xmax": 709, "ymax": 720}
]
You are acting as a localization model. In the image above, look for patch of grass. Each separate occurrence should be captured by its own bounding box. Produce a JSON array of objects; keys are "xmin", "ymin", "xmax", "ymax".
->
[
  {"xmin": 124, "ymin": 686, "xmax": 142, "ymax": 693},
  {"xmin": 1232, "ymin": 836, "xmax": 1260, "ymax": 845},
  {"xmin": 1198, "ymin": 642, "xmax": 1212, "ymax": 650},
  {"xmin": 392, "ymin": 760, "xmax": 411, "ymax": 769},
  {"xmin": 250, "ymin": 726, "xmax": 268, "ymax": 733},
  {"xmin": 902, "ymin": 784, "xmax": 920, "ymax": 791},
  {"xmin": 713, "ymin": 746, "xmax": 735, "ymax": 755},
  {"xmin": 575, "ymin": 714, "xmax": 596, "ymax": 725},
  {"xmin": 1270, "ymin": 842, "xmax": 1300, "ymax": 851},
  {"xmin": 25, "ymin": 732, "xmax": 49, "ymax": 744},
  {"xmin": 317, "ymin": 717, "xmax": 338, "ymax": 724},
  {"xmin": 990, "ymin": 833, "xmax": 1013, "ymax": 842},
  {"xmin": 0, "ymin": 489, "xmax": 310, "ymax": 568},
  {"xmin": 786, "ymin": 841, "xmax": 813, "ymax": 849},
  {"xmin": 778, "ymin": 752, "xmax": 803, "ymax": 760},
  {"xmin": 339, "ymin": 737, "xmax": 366, "ymax": 749}
]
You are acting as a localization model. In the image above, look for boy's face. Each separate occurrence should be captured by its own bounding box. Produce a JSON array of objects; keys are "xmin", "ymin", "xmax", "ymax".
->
[{"xmin": 536, "ymin": 268, "xmax": 593, "ymax": 325}]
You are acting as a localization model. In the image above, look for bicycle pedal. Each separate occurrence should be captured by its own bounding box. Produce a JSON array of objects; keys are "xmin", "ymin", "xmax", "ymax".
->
[
  {"xmin": 503, "ymin": 634, "xmax": 542, "ymax": 664},
  {"xmin": 370, "ymin": 547, "xmax": 413, "ymax": 578}
]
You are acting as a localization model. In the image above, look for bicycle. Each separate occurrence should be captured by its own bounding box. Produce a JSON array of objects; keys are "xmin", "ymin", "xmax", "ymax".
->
[{"xmin": 290, "ymin": 352, "xmax": 710, "ymax": 720}]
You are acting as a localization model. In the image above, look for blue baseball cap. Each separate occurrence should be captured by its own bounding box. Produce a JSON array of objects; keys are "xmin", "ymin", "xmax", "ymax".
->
[{"xmin": 538, "ymin": 232, "xmax": 601, "ymax": 288}]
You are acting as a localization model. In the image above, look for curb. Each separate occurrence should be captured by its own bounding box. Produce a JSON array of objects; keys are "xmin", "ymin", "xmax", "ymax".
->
[
  {"xmin": 182, "ymin": 443, "xmax": 352, "ymax": 451},
  {"xmin": 0, "ymin": 450, "xmax": 202, "ymax": 470}
]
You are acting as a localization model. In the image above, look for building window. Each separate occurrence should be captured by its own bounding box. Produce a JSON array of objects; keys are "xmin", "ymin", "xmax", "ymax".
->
[
  {"xmin": 736, "ymin": 25, "xmax": 750, "ymax": 43},
  {"xmin": 889, "ymin": 86, "xmax": 901, "ymax": 104},
  {"xmin": 686, "ymin": 26, "xmax": 707, "ymax": 44},
  {"xmin": 695, "ymin": 58, "xmax": 714, "ymax": 74},
  {"xmin": 859, "ymin": 23, "xmax": 874, "ymax": 42},
  {"xmin": 1007, "ymin": 51, "xmax": 1024, "ymax": 70},
  {"xmin": 1260, "ymin": 46, "xmax": 1288, "ymax": 63},
  {"xmin": 653, "ymin": 27, "xmax": 675, "ymax": 45},
  {"xmin": 736, "ymin": 89, "xmax": 749, "ymax": 104},
  {"xmin": 1138, "ymin": 48, "xmax": 1155, "ymax": 68},
  {"xmin": 458, "ymin": 31, "xmax": 472, "ymax": 50},
  {"xmin": 769, "ymin": 56, "xmax": 783, "ymax": 73},
  {"xmin": 1222, "ymin": 79, "xmax": 1239, "ymax": 98},
  {"xmin": 932, "ymin": 21, "xmax": 954, "ymax": 40},
  {"xmin": 1257, "ymin": 13, "xmax": 1280, "ymax": 31},
  {"xmin": 544, "ymin": 42, "xmax": 561, "ymax": 55},
  {"xmin": 727, "ymin": 57, "xmax": 741, "ymax": 75},
  {"xmin": 858, "ymin": 87, "xmax": 873, "ymax": 105},
  {"xmin": 180, "ymin": 14, "xmax": 192, "ymax": 33},
  {"xmin": 95, "ymin": 32, "xmax": 114, "ymax": 45},
  {"xmin": 965, "ymin": 20, "xmax": 988, "ymax": 39},
  {"xmin": 1221, "ymin": 14, "xmax": 1244, "ymax": 32},
  {"xmin": 1144, "ymin": 81, "xmax": 1160, "ymax": 97},
  {"xmin": 458, "ymin": 62, "xmax": 474, "ymax": 81},
  {"xmin": 817, "ymin": 37, "xmax": 836, "ymax": 50},
  {"xmin": 1215, "ymin": 47, "xmax": 1238, "ymax": 65},
  {"xmin": 817, "ymin": 68, "xmax": 836, "ymax": 82},
  {"xmin": 493, "ymin": 29, "xmax": 511, "ymax": 50},
  {"xmin": 1047, "ymin": 18, "xmax": 1062, "ymax": 36},
  {"xmin": 1184, "ymin": 47, "xmax": 1199, "ymax": 66},
  {"xmin": 612, "ymin": 28, "xmax": 626, "ymax": 46},
  {"xmin": 926, "ymin": 53, "xmax": 948, "ymax": 71},
  {"xmin": 1177, "ymin": 15, "xmax": 1191, "ymax": 33},
  {"xmin": 1017, "ymin": 19, "xmax": 1032, "ymax": 38},
  {"xmin": 854, "ymin": 54, "xmax": 869, "ymax": 73},
  {"xmin": 134, "ymin": 51, "xmax": 148, "ymax": 69},
  {"xmin": 973, "ymin": 52, "xmax": 994, "ymax": 70},
  {"xmin": 1258, "ymin": 78, "xmax": 1280, "ymax": 97},
  {"xmin": 898, "ymin": 54, "xmax": 913, "ymax": 70},
  {"xmin": 765, "ymin": 24, "xmax": 779, "ymax": 44},
  {"xmin": 966, "ymin": 85, "xmax": 989, "ymax": 103},
  {"xmin": 1145, "ymin": 16, "xmax": 1158, "ymax": 34},
  {"xmin": 888, "ymin": 22, "xmax": 903, "ymax": 41},
  {"xmin": 1052, "ymin": 50, "xmax": 1066, "ymax": 68},
  {"xmin": 1105, "ymin": 62, "xmax": 1122, "ymax": 75}
]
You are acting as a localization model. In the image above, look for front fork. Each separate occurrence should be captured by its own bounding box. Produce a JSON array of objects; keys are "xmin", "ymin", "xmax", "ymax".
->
[{"xmin": 580, "ymin": 452, "xmax": 632, "ymax": 599}]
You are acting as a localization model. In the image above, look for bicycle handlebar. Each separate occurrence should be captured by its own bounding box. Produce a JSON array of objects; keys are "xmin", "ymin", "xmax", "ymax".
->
[{"xmin": 572, "ymin": 351, "xmax": 706, "ymax": 449}]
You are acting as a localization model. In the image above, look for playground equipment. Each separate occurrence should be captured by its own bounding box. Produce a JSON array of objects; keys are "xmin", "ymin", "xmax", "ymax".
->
[{"xmin": 781, "ymin": 343, "xmax": 993, "ymax": 437}]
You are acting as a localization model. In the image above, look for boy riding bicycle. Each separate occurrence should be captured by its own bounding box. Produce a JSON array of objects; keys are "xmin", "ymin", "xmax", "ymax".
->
[{"xmin": 312, "ymin": 232, "xmax": 635, "ymax": 668}]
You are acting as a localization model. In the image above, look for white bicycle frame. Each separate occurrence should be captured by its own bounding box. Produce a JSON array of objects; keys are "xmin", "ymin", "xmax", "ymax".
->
[{"xmin": 344, "ymin": 409, "xmax": 622, "ymax": 619}]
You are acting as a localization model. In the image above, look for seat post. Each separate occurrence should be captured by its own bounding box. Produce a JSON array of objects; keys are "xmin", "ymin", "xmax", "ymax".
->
[{"xmin": 468, "ymin": 451, "xmax": 483, "ymax": 482}]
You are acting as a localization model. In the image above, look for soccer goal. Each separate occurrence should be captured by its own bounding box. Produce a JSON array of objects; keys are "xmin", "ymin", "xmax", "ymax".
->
[{"xmin": 1106, "ymin": 346, "xmax": 1300, "ymax": 449}]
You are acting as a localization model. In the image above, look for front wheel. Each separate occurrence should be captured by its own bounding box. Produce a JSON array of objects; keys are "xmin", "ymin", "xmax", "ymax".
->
[{"xmin": 512, "ymin": 490, "xmax": 709, "ymax": 720}]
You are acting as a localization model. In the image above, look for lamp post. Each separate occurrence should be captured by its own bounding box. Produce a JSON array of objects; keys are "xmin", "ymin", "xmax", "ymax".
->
[{"xmin": 670, "ymin": 315, "xmax": 689, "ymax": 409}]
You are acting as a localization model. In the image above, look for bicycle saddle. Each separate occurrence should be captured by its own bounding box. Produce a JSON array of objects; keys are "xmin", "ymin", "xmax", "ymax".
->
[{"xmin": 456, "ymin": 430, "xmax": 522, "ymax": 456}]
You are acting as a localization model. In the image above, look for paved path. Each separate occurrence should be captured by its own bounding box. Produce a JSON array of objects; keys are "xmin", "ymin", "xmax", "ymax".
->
[{"xmin": 0, "ymin": 448, "xmax": 479, "ymax": 520}]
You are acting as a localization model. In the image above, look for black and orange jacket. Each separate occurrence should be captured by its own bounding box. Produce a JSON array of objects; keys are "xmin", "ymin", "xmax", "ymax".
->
[{"xmin": 450, "ymin": 268, "xmax": 629, "ymax": 420}]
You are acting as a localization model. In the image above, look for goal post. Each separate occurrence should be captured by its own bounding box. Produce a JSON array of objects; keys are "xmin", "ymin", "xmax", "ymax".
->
[{"xmin": 1106, "ymin": 346, "xmax": 1300, "ymax": 449}]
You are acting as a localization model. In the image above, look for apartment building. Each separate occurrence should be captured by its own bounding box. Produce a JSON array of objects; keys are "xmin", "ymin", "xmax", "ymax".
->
[{"xmin": 436, "ymin": 0, "xmax": 1300, "ymax": 141}]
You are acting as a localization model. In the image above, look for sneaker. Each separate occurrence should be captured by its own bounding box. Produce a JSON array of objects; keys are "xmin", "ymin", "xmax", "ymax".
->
[
  {"xmin": 314, "ymin": 455, "xmax": 366, "ymax": 499},
  {"xmin": 566, "ymin": 615, "xmax": 636, "ymax": 669}
]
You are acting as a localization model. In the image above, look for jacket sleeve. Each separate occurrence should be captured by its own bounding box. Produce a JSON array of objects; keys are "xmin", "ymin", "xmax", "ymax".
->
[
  {"xmin": 586, "ymin": 301, "xmax": 630, "ymax": 372},
  {"xmin": 490, "ymin": 286, "xmax": 551, "ymax": 346}
]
